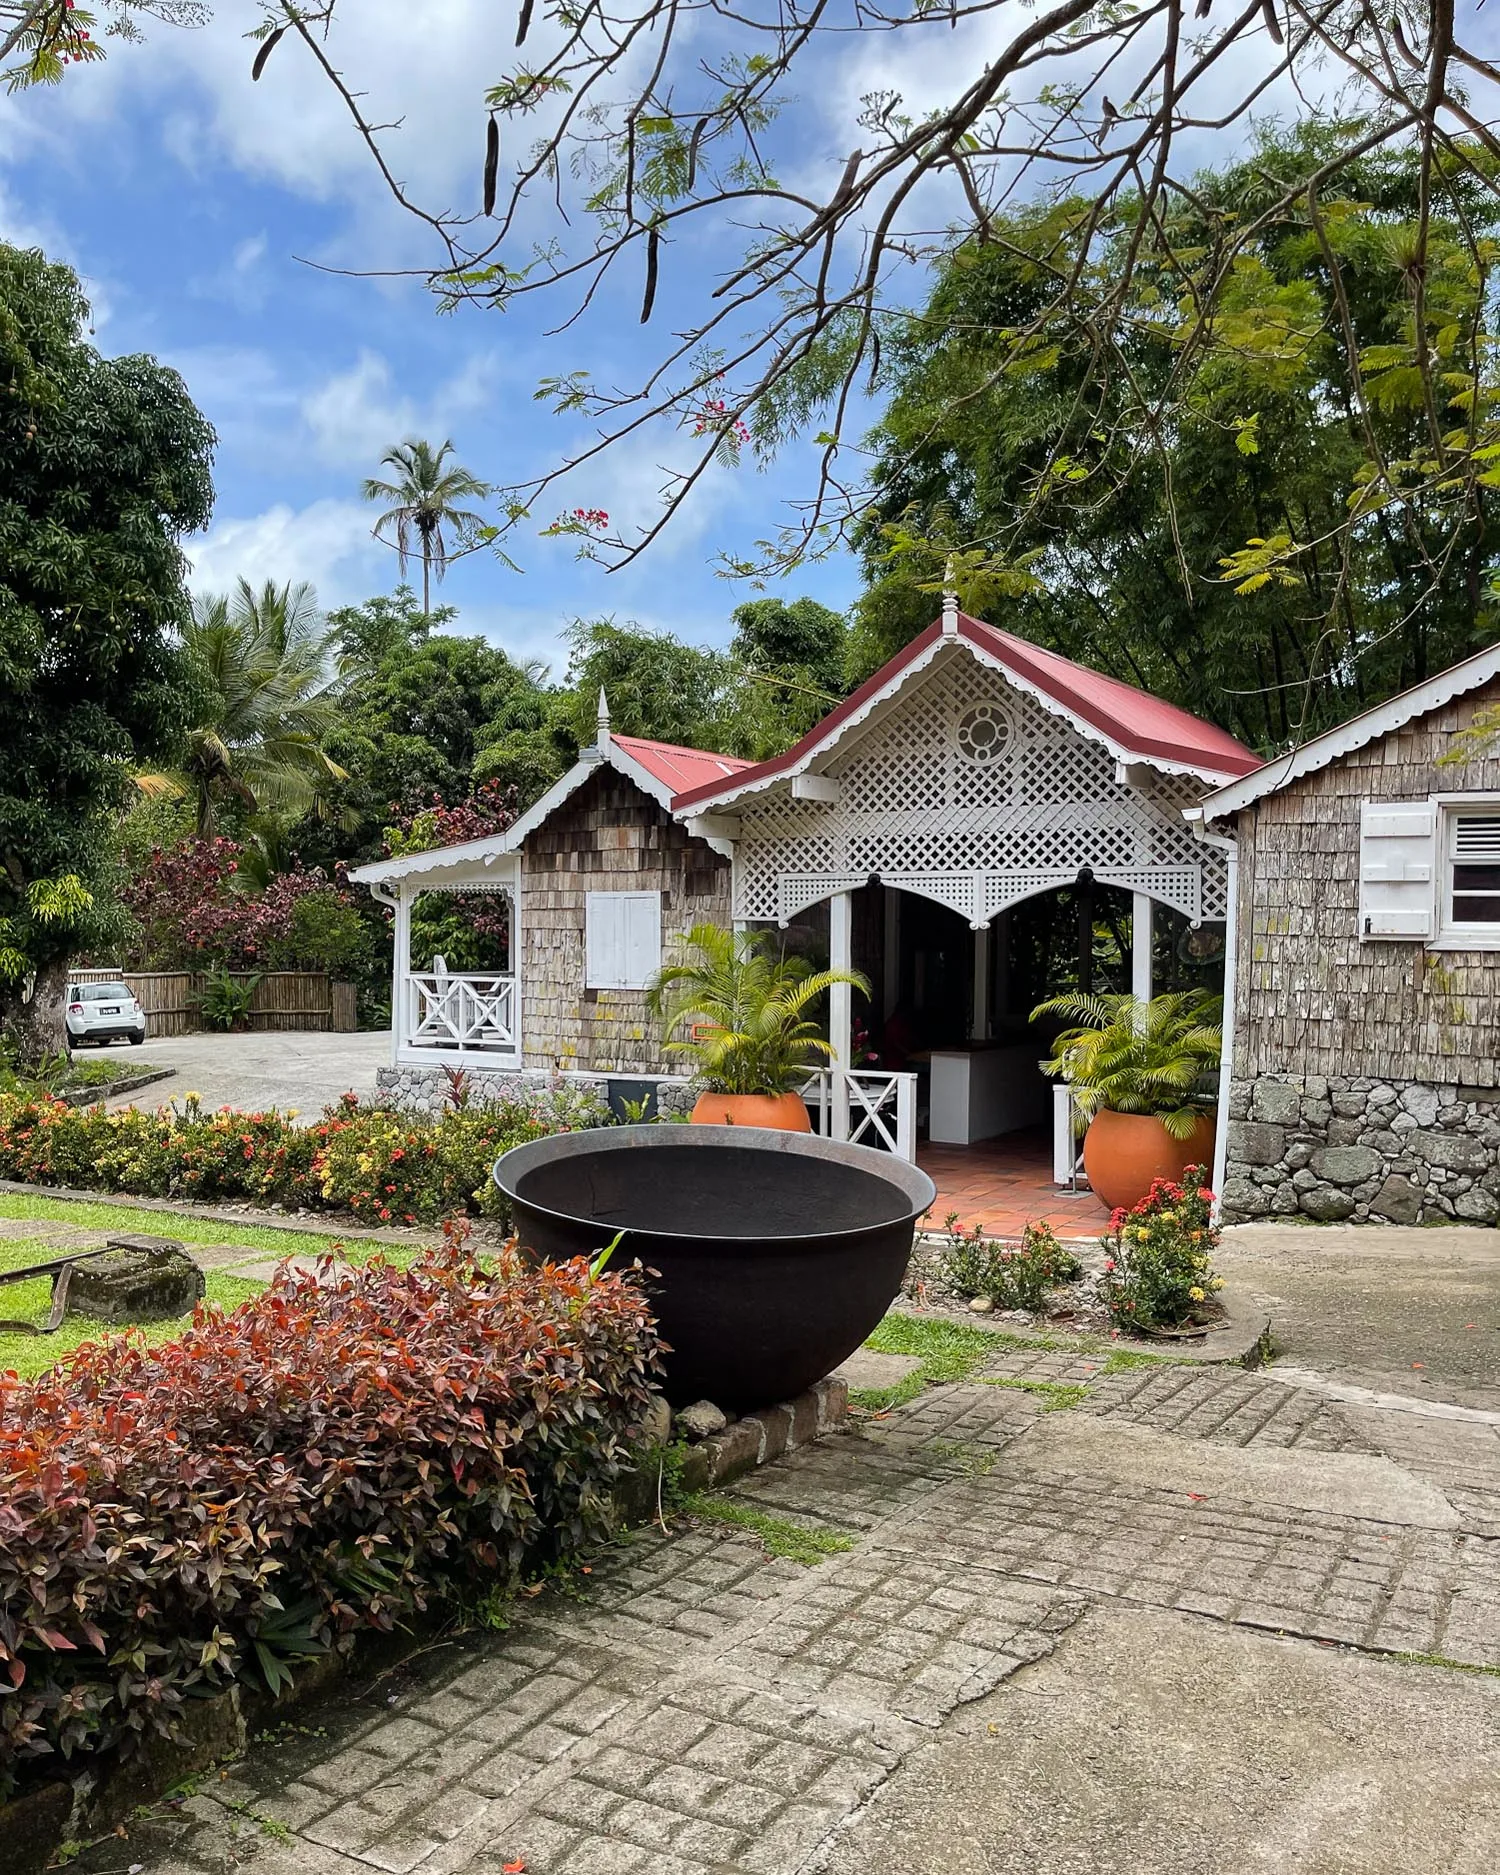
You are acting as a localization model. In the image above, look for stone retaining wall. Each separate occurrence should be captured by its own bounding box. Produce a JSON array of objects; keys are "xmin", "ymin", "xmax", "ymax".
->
[
  {"xmin": 375, "ymin": 1063, "xmax": 698, "ymax": 1120},
  {"xmin": 1222, "ymin": 1072, "xmax": 1500, "ymax": 1225}
]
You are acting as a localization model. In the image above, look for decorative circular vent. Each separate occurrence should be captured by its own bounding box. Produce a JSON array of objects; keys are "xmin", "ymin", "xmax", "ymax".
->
[{"xmin": 955, "ymin": 702, "xmax": 1012, "ymax": 766}]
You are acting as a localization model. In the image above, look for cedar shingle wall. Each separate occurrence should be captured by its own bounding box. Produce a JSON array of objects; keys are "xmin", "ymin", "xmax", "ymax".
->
[
  {"xmin": 519, "ymin": 766, "xmax": 731, "ymax": 1073},
  {"xmin": 1236, "ymin": 676, "xmax": 1500, "ymax": 1086}
]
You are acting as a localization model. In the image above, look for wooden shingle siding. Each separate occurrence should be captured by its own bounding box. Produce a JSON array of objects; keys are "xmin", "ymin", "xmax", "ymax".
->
[
  {"xmin": 519, "ymin": 766, "xmax": 731, "ymax": 1073},
  {"xmin": 1236, "ymin": 676, "xmax": 1500, "ymax": 1087}
]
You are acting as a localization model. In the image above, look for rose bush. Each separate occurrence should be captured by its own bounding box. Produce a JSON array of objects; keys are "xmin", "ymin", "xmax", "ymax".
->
[
  {"xmin": 0, "ymin": 1240, "xmax": 662, "ymax": 1796},
  {"xmin": 0, "ymin": 1084, "xmax": 608, "ymax": 1224},
  {"xmin": 1098, "ymin": 1168, "xmax": 1224, "ymax": 1331}
]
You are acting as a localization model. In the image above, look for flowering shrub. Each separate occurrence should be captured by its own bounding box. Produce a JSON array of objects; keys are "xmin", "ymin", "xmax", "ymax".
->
[
  {"xmin": 0, "ymin": 1241, "xmax": 662, "ymax": 1795},
  {"xmin": 1099, "ymin": 1168, "xmax": 1224, "ymax": 1330},
  {"xmin": 0, "ymin": 1085, "xmax": 608, "ymax": 1224},
  {"xmin": 939, "ymin": 1217, "xmax": 1083, "ymax": 1312}
]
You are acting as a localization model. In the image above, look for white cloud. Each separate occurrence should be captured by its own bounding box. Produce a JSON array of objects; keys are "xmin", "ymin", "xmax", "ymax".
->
[
  {"xmin": 186, "ymin": 497, "xmax": 385, "ymax": 604},
  {"xmin": 301, "ymin": 346, "xmax": 503, "ymax": 469},
  {"xmin": 190, "ymin": 230, "xmax": 271, "ymax": 311}
]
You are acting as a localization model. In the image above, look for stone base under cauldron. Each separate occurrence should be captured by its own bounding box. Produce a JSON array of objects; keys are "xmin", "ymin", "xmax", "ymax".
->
[
  {"xmin": 1222, "ymin": 1073, "xmax": 1500, "ymax": 1226},
  {"xmin": 374, "ymin": 1063, "xmax": 698, "ymax": 1121}
]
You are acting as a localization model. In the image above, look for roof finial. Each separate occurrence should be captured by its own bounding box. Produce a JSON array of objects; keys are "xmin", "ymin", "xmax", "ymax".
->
[
  {"xmin": 596, "ymin": 687, "xmax": 611, "ymax": 748},
  {"xmin": 941, "ymin": 559, "xmax": 959, "ymax": 636}
]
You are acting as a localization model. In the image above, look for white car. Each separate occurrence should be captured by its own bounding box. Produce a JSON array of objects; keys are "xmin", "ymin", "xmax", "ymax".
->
[{"xmin": 66, "ymin": 981, "xmax": 147, "ymax": 1047}]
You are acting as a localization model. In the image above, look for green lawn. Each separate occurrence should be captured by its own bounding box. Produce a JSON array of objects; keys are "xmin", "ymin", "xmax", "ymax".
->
[{"xmin": 0, "ymin": 1194, "xmax": 429, "ymax": 1380}]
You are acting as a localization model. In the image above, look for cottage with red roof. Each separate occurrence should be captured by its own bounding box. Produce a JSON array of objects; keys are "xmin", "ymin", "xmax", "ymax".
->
[{"xmin": 351, "ymin": 596, "xmax": 1256, "ymax": 1148}]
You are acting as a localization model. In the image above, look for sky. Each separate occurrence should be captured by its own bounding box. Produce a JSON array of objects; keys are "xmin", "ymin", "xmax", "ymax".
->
[
  {"xmin": 3, "ymin": 4, "xmax": 1465, "ymax": 680},
  {"xmin": 0, "ymin": 0, "xmax": 887, "ymax": 675}
]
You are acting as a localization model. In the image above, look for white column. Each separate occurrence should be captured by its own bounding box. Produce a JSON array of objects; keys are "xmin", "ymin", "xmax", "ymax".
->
[
  {"xmin": 971, "ymin": 925, "xmax": 990, "ymax": 1041},
  {"xmin": 509, "ymin": 881, "xmax": 522, "ymax": 1061},
  {"xmin": 391, "ymin": 886, "xmax": 411, "ymax": 1064},
  {"xmin": 882, "ymin": 888, "xmax": 900, "ymax": 1019},
  {"xmin": 829, "ymin": 890, "xmax": 853, "ymax": 1141},
  {"xmin": 1210, "ymin": 842, "xmax": 1239, "ymax": 1214},
  {"xmin": 1131, "ymin": 892, "xmax": 1153, "ymax": 1004}
]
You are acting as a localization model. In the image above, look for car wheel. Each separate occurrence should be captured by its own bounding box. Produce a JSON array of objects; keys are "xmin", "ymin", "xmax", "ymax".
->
[{"xmin": 129, "ymin": 1033, "xmax": 144, "ymax": 1046}]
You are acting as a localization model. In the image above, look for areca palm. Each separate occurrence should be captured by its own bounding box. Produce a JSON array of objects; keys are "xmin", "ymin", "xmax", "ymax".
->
[
  {"xmin": 647, "ymin": 923, "xmax": 870, "ymax": 1095},
  {"xmin": 361, "ymin": 438, "xmax": 492, "ymax": 615},
  {"xmin": 1033, "ymin": 990, "xmax": 1222, "ymax": 1139},
  {"xmin": 178, "ymin": 579, "xmax": 347, "ymax": 835}
]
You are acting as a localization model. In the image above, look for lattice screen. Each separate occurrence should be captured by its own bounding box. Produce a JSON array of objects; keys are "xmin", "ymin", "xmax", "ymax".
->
[{"xmin": 732, "ymin": 650, "xmax": 1227, "ymax": 926}]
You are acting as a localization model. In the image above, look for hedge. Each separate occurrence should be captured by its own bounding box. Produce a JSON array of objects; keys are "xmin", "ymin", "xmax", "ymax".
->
[
  {"xmin": 0, "ymin": 1085, "xmax": 609, "ymax": 1224},
  {"xmin": 0, "ymin": 1243, "xmax": 662, "ymax": 1797}
]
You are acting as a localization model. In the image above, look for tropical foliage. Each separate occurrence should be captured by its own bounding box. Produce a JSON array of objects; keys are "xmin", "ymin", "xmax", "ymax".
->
[
  {"xmin": 0, "ymin": 1239, "xmax": 659, "ymax": 1797},
  {"xmin": 647, "ymin": 922, "xmax": 870, "ymax": 1096},
  {"xmin": 0, "ymin": 242, "xmax": 213, "ymax": 1061},
  {"xmin": 362, "ymin": 438, "xmax": 492, "ymax": 616},
  {"xmin": 1034, "ymin": 991, "xmax": 1223, "ymax": 1139}
]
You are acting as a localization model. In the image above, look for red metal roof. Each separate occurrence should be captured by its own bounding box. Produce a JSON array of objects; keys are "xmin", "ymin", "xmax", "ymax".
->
[
  {"xmin": 612, "ymin": 734, "xmax": 756, "ymax": 797},
  {"xmin": 672, "ymin": 613, "xmax": 1259, "ymax": 810}
]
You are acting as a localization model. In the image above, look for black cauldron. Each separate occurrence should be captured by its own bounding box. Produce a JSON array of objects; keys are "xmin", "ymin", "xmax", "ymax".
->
[{"xmin": 492, "ymin": 1124, "xmax": 936, "ymax": 1410}]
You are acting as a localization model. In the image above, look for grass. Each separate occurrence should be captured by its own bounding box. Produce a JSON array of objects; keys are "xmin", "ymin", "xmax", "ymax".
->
[
  {"xmin": 1099, "ymin": 1347, "xmax": 1183, "ymax": 1374},
  {"xmin": 0, "ymin": 1193, "xmax": 425, "ymax": 1379},
  {"xmin": 851, "ymin": 1310, "xmax": 1108, "ymax": 1411},
  {"xmin": 979, "ymin": 1377, "xmax": 1090, "ymax": 1411},
  {"xmin": 681, "ymin": 1493, "xmax": 855, "ymax": 1566},
  {"xmin": 1390, "ymin": 1650, "xmax": 1500, "ymax": 1681}
]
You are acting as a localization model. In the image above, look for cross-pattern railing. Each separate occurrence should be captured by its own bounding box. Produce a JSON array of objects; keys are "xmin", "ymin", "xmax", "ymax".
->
[
  {"xmin": 406, "ymin": 971, "xmax": 518, "ymax": 1055},
  {"xmin": 801, "ymin": 1067, "xmax": 919, "ymax": 1162}
]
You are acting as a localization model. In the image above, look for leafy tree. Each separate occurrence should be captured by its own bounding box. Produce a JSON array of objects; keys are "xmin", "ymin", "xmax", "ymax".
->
[
  {"xmin": 1, "ymin": 0, "xmax": 206, "ymax": 91},
  {"xmin": 561, "ymin": 618, "xmax": 736, "ymax": 751},
  {"xmin": 176, "ymin": 578, "xmax": 347, "ymax": 834},
  {"xmin": 729, "ymin": 596, "xmax": 849, "ymax": 752},
  {"xmin": 0, "ymin": 242, "xmax": 213, "ymax": 1058},
  {"xmin": 362, "ymin": 438, "xmax": 492, "ymax": 616},
  {"xmin": 856, "ymin": 134, "xmax": 1500, "ymax": 747},
  {"xmin": 259, "ymin": 0, "xmax": 1500, "ymax": 603},
  {"xmin": 328, "ymin": 585, "xmax": 437, "ymax": 688}
]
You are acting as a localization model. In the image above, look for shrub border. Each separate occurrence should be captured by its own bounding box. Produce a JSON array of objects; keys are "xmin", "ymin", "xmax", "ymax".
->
[{"xmin": 2, "ymin": 1373, "xmax": 850, "ymax": 1874}]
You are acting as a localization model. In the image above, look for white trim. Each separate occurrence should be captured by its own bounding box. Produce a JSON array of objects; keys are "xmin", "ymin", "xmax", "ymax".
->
[
  {"xmin": 1198, "ymin": 640, "xmax": 1500, "ymax": 823},
  {"xmin": 1198, "ymin": 829, "xmax": 1238, "ymax": 1217},
  {"xmin": 1432, "ymin": 792, "xmax": 1500, "ymax": 951}
]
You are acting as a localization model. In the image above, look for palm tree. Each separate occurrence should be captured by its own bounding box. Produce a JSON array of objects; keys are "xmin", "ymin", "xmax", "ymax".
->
[
  {"xmin": 361, "ymin": 438, "xmax": 492, "ymax": 615},
  {"xmin": 176, "ymin": 579, "xmax": 348, "ymax": 835}
]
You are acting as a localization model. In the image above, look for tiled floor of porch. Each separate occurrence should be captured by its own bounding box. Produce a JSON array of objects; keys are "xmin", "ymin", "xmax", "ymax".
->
[{"xmin": 916, "ymin": 1127, "xmax": 1111, "ymax": 1242}]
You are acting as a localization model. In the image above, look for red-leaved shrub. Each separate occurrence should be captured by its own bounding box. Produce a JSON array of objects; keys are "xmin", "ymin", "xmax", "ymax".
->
[{"xmin": 0, "ymin": 1242, "xmax": 661, "ymax": 1795}]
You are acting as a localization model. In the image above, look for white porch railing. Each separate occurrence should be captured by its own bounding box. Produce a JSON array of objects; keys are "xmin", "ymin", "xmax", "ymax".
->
[
  {"xmin": 406, "ymin": 971, "xmax": 519, "ymax": 1056},
  {"xmin": 802, "ymin": 1067, "xmax": 919, "ymax": 1162}
]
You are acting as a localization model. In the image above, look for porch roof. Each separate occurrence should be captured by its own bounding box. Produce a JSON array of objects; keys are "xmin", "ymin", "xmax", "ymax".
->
[{"xmin": 672, "ymin": 611, "xmax": 1260, "ymax": 813}]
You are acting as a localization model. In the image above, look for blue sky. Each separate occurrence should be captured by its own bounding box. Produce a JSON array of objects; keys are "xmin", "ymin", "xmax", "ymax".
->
[{"xmin": 0, "ymin": 1, "xmax": 884, "ymax": 675}]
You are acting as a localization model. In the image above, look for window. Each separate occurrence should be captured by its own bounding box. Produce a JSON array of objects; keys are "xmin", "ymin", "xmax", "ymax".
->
[
  {"xmin": 585, "ymin": 891, "xmax": 662, "ymax": 989},
  {"xmin": 1443, "ymin": 806, "xmax": 1500, "ymax": 939}
]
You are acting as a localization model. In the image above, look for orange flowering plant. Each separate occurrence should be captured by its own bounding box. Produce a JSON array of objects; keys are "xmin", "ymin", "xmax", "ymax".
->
[{"xmin": 1098, "ymin": 1168, "xmax": 1224, "ymax": 1332}]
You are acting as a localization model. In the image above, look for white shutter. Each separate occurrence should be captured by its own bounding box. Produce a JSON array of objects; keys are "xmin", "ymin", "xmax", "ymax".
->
[
  {"xmin": 585, "ymin": 893, "xmax": 626, "ymax": 987},
  {"xmin": 1358, "ymin": 799, "xmax": 1436, "ymax": 939},
  {"xmin": 622, "ymin": 893, "xmax": 662, "ymax": 988},
  {"xmin": 585, "ymin": 892, "xmax": 661, "ymax": 988}
]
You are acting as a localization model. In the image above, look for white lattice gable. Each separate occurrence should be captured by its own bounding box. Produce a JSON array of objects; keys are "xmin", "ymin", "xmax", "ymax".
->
[{"xmin": 730, "ymin": 648, "xmax": 1226, "ymax": 927}]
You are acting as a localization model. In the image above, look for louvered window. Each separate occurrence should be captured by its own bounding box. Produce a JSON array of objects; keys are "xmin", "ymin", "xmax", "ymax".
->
[{"xmin": 1446, "ymin": 809, "xmax": 1500, "ymax": 930}]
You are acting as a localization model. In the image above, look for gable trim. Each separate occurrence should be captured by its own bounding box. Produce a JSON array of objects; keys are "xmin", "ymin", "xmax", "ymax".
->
[{"xmin": 1198, "ymin": 640, "xmax": 1500, "ymax": 823}]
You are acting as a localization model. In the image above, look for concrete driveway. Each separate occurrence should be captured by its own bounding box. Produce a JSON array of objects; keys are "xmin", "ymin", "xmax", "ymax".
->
[{"xmin": 103, "ymin": 1030, "xmax": 389, "ymax": 1119}]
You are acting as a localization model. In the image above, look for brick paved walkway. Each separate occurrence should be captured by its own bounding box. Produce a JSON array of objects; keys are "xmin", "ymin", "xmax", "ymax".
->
[{"xmin": 87, "ymin": 1327, "xmax": 1500, "ymax": 1875}]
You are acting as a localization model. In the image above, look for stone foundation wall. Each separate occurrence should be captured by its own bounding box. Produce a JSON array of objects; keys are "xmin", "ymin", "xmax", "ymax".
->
[
  {"xmin": 1222, "ymin": 1072, "xmax": 1500, "ymax": 1225},
  {"xmin": 375, "ymin": 1063, "xmax": 698, "ymax": 1120}
]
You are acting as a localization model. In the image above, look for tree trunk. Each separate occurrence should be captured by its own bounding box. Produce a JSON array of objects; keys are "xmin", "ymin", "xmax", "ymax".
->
[
  {"xmin": 422, "ymin": 551, "xmax": 431, "ymax": 617},
  {"xmin": 2, "ymin": 956, "xmax": 71, "ymax": 1067}
]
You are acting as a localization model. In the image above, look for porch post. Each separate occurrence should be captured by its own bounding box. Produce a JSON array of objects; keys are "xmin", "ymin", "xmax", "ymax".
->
[
  {"xmin": 830, "ymin": 889, "xmax": 853, "ymax": 1140},
  {"xmin": 1131, "ymin": 892, "xmax": 1153, "ymax": 1004},
  {"xmin": 509, "ymin": 881, "xmax": 522, "ymax": 1061},
  {"xmin": 391, "ymin": 885, "xmax": 412, "ymax": 1064}
]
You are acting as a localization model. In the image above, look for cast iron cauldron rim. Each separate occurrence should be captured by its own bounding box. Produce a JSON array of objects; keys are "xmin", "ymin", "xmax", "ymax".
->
[{"xmin": 492, "ymin": 1123, "xmax": 937, "ymax": 1248}]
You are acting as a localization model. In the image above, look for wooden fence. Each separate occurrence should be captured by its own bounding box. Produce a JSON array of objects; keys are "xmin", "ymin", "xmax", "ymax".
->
[{"xmin": 70, "ymin": 970, "xmax": 359, "ymax": 1037}]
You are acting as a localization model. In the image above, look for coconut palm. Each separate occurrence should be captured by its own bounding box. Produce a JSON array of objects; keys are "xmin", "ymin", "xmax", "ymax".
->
[
  {"xmin": 647, "ymin": 922, "xmax": 871, "ymax": 1095},
  {"xmin": 361, "ymin": 438, "xmax": 492, "ymax": 615},
  {"xmin": 176, "ymin": 579, "xmax": 347, "ymax": 835},
  {"xmin": 1032, "ymin": 990, "xmax": 1223, "ymax": 1138}
]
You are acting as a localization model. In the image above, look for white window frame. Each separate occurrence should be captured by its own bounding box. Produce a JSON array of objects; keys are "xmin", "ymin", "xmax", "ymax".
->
[
  {"xmin": 584, "ymin": 890, "xmax": 662, "ymax": 990},
  {"xmin": 1433, "ymin": 792, "xmax": 1500, "ymax": 952}
]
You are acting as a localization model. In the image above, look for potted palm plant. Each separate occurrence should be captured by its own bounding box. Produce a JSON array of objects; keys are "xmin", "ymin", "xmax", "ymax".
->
[
  {"xmin": 647, "ymin": 922, "xmax": 871, "ymax": 1131},
  {"xmin": 1033, "ymin": 989, "xmax": 1222, "ymax": 1209}
]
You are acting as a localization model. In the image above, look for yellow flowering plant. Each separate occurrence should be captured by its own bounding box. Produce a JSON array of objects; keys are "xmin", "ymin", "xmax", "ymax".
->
[{"xmin": 1098, "ymin": 1166, "xmax": 1225, "ymax": 1332}]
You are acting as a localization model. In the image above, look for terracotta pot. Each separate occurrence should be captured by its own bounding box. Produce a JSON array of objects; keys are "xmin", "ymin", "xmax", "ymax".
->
[
  {"xmin": 689, "ymin": 1091, "xmax": 813, "ymax": 1132},
  {"xmin": 1082, "ymin": 1108, "xmax": 1218, "ymax": 1213}
]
